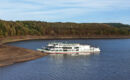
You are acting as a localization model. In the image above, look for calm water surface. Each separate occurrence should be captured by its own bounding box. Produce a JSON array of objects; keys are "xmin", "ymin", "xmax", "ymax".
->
[{"xmin": 1, "ymin": 39, "xmax": 130, "ymax": 80}]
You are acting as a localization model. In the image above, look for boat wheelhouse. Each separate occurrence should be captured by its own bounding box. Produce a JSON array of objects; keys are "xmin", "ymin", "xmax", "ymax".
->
[{"xmin": 37, "ymin": 42, "xmax": 100, "ymax": 54}]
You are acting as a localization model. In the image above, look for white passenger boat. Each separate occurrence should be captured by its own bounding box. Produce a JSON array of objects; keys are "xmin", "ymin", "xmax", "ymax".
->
[{"xmin": 37, "ymin": 42, "xmax": 100, "ymax": 54}]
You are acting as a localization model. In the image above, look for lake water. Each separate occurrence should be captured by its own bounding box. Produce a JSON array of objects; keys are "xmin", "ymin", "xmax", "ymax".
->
[{"xmin": 1, "ymin": 39, "xmax": 130, "ymax": 80}]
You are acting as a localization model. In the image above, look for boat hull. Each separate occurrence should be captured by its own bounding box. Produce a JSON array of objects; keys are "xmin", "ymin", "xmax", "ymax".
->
[{"xmin": 37, "ymin": 49, "xmax": 100, "ymax": 54}]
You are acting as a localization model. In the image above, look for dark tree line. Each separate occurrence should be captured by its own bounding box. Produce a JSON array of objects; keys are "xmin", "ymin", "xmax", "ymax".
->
[{"xmin": 0, "ymin": 20, "xmax": 130, "ymax": 37}]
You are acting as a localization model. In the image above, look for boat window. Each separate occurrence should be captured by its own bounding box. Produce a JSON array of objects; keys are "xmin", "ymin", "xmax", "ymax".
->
[
  {"xmin": 54, "ymin": 47, "xmax": 61, "ymax": 48},
  {"xmin": 76, "ymin": 49, "xmax": 79, "ymax": 51},
  {"xmin": 62, "ymin": 47, "xmax": 72, "ymax": 49},
  {"xmin": 63, "ymin": 50, "xmax": 67, "ymax": 51},
  {"xmin": 75, "ymin": 47, "xmax": 79, "ymax": 49}
]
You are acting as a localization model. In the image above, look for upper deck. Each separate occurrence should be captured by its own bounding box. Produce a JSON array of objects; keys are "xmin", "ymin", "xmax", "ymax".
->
[{"xmin": 48, "ymin": 42, "xmax": 90, "ymax": 47}]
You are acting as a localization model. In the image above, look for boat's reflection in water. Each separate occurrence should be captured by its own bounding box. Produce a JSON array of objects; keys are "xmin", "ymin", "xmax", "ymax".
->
[
  {"xmin": 49, "ymin": 52, "xmax": 100, "ymax": 64},
  {"xmin": 49, "ymin": 52, "xmax": 100, "ymax": 56},
  {"xmin": 48, "ymin": 52, "xmax": 100, "ymax": 65}
]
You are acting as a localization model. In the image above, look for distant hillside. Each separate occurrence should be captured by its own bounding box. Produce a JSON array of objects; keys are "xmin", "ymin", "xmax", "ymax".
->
[
  {"xmin": 105, "ymin": 23, "xmax": 130, "ymax": 28},
  {"xmin": 0, "ymin": 20, "xmax": 130, "ymax": 38}
]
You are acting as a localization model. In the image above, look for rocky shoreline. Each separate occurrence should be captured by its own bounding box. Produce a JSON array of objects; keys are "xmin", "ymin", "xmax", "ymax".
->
[
  {"xmin": 1, "ymin": 35, "xmax": 130, "ymax": 44},
  {"xmin": 0, "ymin": 44, "xmax": 48, "ymax": 67}
]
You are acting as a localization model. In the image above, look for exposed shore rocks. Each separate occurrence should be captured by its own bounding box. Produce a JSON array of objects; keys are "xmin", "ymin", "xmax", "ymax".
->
[{"xmin": 0, "ymin": 44, "xmax": 47, "ymax": 67}]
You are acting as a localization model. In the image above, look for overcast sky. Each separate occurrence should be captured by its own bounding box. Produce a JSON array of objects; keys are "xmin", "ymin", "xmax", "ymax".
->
[{"xmin": 0, "ymin": 0, "xmax": 130, "ymax": 24}]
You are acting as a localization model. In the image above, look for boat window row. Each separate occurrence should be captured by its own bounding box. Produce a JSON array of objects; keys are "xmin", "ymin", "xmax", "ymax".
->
[
  {"xmin": 47, "ymin": 49, "xmax": 79, "ymax": 51},
  {"xmin": 48, "ymin": 46, "xmax": 79, "ymax": 48},
  {"xmin": 48, "ymin": 46, "xmax": 73, "ymax": 49}
]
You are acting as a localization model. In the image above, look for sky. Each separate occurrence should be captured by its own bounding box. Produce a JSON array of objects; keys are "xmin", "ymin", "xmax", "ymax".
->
[{"xmin": 0, "ymin": 0, "xmax": 130, "ymax": 24}]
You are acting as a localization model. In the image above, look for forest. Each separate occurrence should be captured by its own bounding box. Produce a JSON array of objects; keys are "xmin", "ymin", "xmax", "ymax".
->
[{"xmin": 0, "ymin": 20, "xmax": 130, "ymax": 37}]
